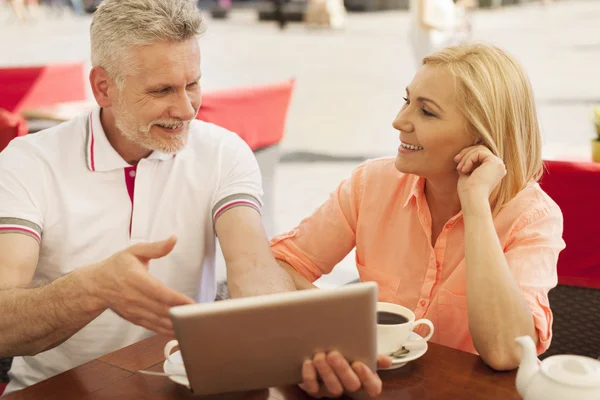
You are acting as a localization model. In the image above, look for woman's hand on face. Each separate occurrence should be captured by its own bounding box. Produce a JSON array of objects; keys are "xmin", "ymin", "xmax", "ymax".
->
[{"xmin": 454, "ymin": 145, "xmax": 506, "ymax": 200}]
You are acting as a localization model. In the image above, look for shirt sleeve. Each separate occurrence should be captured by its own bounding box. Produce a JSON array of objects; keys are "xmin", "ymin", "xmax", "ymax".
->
[
  {"xmin": 211, "ymin": 129, "xmax": 263, "ymax": 225},
  {"xmin": 270, "ymin": 163, "xmax": 366, "ymax": 282},
  {"xmin": 0, "ymin": 139, "xmax": 46, "ymax": 242},
  {"xmin": 503, "ymin": 202, "xmax": 565, "ymax": 355}
]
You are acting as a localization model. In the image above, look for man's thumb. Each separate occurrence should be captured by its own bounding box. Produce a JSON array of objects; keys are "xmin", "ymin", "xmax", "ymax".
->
[{"xmin": 129, "ymin": 236, "xmax": 177, "ymax": 260}]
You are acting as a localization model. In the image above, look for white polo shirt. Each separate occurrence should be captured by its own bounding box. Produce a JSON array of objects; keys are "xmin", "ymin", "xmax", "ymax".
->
[{"xmin": 0, "ymin": 107, "xmax": 262, "ymax": 394}]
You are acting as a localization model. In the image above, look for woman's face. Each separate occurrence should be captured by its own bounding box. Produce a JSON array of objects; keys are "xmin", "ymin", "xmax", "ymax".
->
[{"xmin": 393, "ymin": 65, "xmax": 476, "ymax": 180}]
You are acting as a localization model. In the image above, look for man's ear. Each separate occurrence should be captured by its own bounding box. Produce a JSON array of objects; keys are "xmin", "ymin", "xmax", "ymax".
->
[{"xmin": 90, "ymin": 66, "xmax": 116, "ymax": 108}]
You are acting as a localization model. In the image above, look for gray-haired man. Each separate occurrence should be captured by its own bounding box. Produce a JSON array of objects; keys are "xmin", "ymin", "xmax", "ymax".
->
[{"xmin": 0, "ymin": 0, "xmax": 295, "ymax": 394}]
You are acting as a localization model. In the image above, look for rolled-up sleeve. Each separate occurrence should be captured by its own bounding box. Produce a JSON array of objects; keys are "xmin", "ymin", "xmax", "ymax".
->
[
  {"xmin": 504, "ymin": 203, "xmax": 565, "ymax": 355},
  {"xmin": 270, "ymin": 163, "xmax": 366, "ymax": 282}
]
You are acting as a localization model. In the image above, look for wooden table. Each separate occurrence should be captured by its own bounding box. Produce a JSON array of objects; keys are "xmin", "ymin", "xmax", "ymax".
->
[{"xmin": 3, "ymin": 335, "xmax": 520, "ymax": 400}]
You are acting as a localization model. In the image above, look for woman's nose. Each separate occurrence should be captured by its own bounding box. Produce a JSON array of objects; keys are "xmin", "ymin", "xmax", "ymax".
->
[{"xmin": 392, "ymin": 107, "xmax": 413, "ymax": 132}]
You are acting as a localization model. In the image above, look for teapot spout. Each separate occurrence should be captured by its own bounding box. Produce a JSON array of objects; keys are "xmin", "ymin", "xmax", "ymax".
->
[{"xmin": 514, "ymin": 336, "xmax": 540, "ymax": 397}]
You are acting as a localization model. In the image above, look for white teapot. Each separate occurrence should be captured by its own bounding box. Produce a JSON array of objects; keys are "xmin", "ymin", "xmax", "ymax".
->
[{"xmin": 515, "ymin": 336, "xmax": 600, "ymax": 400}]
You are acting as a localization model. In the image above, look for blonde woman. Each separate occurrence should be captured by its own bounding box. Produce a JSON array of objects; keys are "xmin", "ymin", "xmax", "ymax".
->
[{"xmin": 271, "ymin": 43, "xmax": 565, "ymax": 397}]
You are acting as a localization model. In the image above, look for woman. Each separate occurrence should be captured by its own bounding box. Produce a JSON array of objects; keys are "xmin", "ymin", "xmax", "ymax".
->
[{"xmin": 271, "ymin": 42, "xmax": 565, "ymax": 397}]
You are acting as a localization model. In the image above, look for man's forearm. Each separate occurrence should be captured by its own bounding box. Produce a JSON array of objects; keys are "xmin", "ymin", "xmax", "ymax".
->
[
  {"xmin": 215, "ymin": 207, "xmax": 297, "ymax": 298},
  {"xmin": 227, "ymin": 260, "xmax": 296, "ymax": 298},
  {"xmin": 0, "ymin": 268, "xmax": 105, "ymax": 357},
  {"xmin": 277, "ymin": 260, "xmax": 317, "ymax": 290}
]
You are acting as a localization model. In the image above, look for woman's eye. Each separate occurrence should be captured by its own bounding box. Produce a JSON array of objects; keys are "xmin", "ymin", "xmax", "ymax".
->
[{"xmin": 422, "ymin": 108, "xmax": 436, "ymax": 117}]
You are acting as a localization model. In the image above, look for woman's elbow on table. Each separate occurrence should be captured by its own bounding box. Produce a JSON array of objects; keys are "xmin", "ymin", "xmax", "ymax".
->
[
  {"xmin": 477, "ymin": 339, "xmax": 529, "ymax": 371},
  {"xmin": 481, "ymin": 351, "xmax": 521, "ymax": 372}
]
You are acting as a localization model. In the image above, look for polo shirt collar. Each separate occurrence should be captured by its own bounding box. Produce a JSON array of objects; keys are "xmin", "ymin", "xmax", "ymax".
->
[{"xmin": 85, "ymin": 107, "xmax": 173, "ymax": 172}]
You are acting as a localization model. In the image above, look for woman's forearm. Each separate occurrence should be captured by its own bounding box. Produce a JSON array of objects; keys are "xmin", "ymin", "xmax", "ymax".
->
[{"xmin": 461, "ymin": 193, "xmax": 537, "ymax": 371}]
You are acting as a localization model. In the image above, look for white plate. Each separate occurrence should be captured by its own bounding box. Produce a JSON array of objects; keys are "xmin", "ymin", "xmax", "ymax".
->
[
  {"xmin": 379, "ymin": 332, "xmax": 429, "ymax": 370},
  {"xmin": 163, "ymin": 351, "xmax": 190, "ymax": 387}
]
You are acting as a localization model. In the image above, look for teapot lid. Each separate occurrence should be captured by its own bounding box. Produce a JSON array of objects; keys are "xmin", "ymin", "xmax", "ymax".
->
[{"xmin": 542, "ymin": 355, "xmax": 600, "ymax": 388}]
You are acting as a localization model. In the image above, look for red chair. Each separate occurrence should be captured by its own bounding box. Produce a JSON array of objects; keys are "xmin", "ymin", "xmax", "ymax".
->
[
  {"xmin": 196, "ymin": 79, "xmax": 295, "ymax": 151},
  {"xmin": 540, "ymin": 160, "xmax": 600, "ymax": 289},
  {"xmin": 0, "ymin": 108, "xmax": 28, "ymax": 152},
  {"xmin": 0, "ymin": 62, "xmax": 86, "ymax": 114},
  {"xmin": 539, "ymin": 160, "xmax": 600, "ymax": 359}
]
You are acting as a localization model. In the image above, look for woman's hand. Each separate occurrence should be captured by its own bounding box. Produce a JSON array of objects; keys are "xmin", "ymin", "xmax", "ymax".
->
[
  {"xmin": 454, "ymin": 145, "xmax": 506, "ymax": 201},
  {"xmin": 299, "ymin": 352, "xmax": 392, "ymax": 398}
]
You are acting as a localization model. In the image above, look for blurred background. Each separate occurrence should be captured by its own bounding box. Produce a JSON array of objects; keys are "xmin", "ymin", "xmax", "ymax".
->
[{"xmin": 0, "ymin": 0, "xmax": 599, "ymax": 289}]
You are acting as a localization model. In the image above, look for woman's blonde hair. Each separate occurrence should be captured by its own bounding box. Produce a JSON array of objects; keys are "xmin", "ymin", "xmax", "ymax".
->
[{"xmin": 423, "ymin": 42, "xmax": 542, "ymax": 215}]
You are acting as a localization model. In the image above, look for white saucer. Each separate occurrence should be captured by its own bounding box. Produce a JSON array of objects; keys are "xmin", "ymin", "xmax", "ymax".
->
[
  {"xmin": 163, "ymin": 351, "xmax": 190, "ymax": 387},
  {"xmin": 379, "ymin": 332, "xmax": 429, "ymax": 370}
]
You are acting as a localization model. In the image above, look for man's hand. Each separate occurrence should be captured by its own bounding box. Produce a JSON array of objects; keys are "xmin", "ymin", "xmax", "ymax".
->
[
  {"xmin": 299, "ymin": 352, "xmax": 392, "ymax": 398},
  {"xmin": 85, "ymin": 236, "xmax": 195, "ymax": 336}
]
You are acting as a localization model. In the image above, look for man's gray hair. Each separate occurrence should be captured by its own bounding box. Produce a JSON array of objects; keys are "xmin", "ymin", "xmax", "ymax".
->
[{"xmin": 90, "ymin": 0, "xmax": 206, "ymax": 85}]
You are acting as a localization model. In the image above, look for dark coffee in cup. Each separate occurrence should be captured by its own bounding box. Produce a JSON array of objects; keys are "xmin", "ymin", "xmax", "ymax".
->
[{"xmin": 377, "ymin": 311, "xmax": 409, "ymax": 325}]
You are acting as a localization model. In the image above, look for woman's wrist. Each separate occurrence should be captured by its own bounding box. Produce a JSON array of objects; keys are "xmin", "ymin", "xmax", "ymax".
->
[{"xmin": 459, "ymin": 191, "xmax": 492, "ymax": 218}]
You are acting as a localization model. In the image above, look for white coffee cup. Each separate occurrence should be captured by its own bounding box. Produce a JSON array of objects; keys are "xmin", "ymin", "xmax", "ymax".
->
[
  {"xmin": 376, "ymin": 302, "xmax": 434, "ymax": 355},
  {"xmin": 164, "ymin": 340, "xmax": 186, "ymax": 376}
]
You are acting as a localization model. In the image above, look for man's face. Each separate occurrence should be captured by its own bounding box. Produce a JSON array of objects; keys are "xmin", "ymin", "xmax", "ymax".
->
[{"xmin": 111, "ymin": 39, "xmax": 202, "ymax": 154}]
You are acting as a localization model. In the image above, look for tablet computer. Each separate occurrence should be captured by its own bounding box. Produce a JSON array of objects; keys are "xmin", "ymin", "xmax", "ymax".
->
[{"xmin": 169, "ymin": 281, "xmax": 378, "ymax": 395}]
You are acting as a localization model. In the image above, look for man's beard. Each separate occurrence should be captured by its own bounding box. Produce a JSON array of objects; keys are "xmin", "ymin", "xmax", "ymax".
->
[{"xmin": 114, "ymin": 96, "xmax": 192, "ymax": 154}]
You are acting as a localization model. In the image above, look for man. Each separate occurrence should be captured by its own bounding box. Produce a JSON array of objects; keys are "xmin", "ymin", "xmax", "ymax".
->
[{"xmin": 0, "ymin": 0, "xmax": 295, "ymax": 394}]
